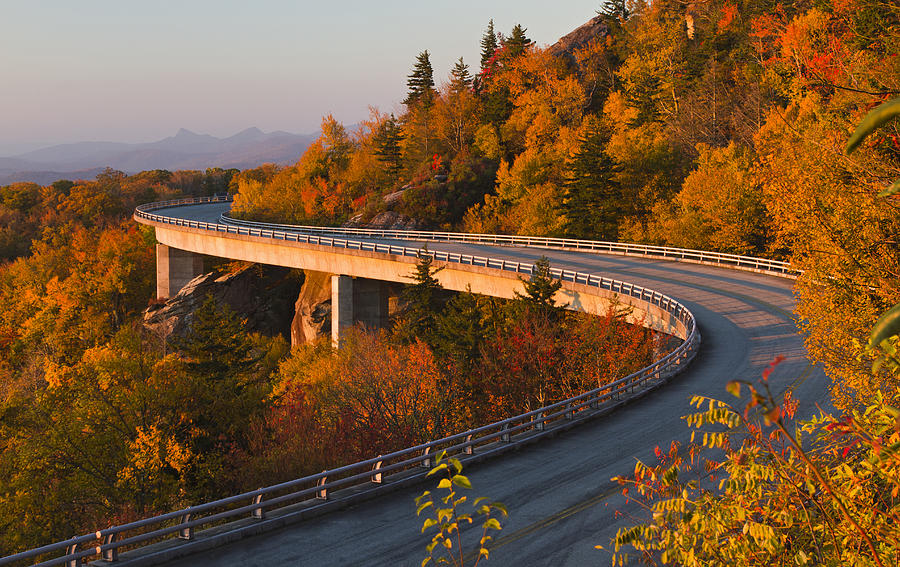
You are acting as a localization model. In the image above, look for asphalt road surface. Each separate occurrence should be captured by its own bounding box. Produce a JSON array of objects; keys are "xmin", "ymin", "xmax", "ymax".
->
[{"xmin": 147, "ymin": 202, "xmax": 827, "ymax": 566}]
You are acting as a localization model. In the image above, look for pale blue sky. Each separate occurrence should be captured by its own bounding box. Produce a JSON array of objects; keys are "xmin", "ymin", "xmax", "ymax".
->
[{"xmin": 0, "ymin": 1, "xmax": 603, "ymax": 155}]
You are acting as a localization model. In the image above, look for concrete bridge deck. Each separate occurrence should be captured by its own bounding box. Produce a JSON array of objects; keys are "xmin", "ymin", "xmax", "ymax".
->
[{"xmin": 129, "ymin": 201, "xmax": 825, "ymax": 566}]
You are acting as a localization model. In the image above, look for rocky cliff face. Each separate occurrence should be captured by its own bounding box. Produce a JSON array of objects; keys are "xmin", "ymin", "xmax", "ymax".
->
[
  {"xmin": 144, "ymin": 263, "xmax": 304, "ymax": 342},
  {"xmin": 547, "ymin": 15, "xmax": 609, "ymax": 63},
  {"xmin": 343, "ymin": 210, "xmax": 421, "ymax": 230},
  {"xmin": 291, "ymin": 270, "xmax": 332, "ymax": 344}
]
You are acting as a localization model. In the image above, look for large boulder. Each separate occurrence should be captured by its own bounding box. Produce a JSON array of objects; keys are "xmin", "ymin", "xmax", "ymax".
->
[
  {"xmin": 343, "ymin": 210, "xmax": 420, "ymax": 230},
  {"xmin": 144, "ymin": 263, "xmax": 302, "ymax": 342}
]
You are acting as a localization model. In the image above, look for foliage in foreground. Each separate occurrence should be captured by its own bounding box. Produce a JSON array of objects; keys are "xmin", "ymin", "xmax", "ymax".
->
[
  {"xmin": 609, "ymin": 89, "xmax": 900, "ymax": 567},
  {"xmin": 416, "ymin": 451, "xmax": 507, "ymax": 567},
  {"xmin": 610, "ymin": 367, "xmax": 900, "ymax": 566}
]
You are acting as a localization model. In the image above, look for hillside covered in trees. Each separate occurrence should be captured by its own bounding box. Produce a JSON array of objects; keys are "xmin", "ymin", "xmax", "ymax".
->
[
  {"xmin": 227, "ymin": 1, "xmax": 900, "ymax": 562},
  {"xmin": 0, "ymin": 0, "xmax": 899, "ymax": 563},
  {"xmin": 0, "ymin": 162, "xmax": 659, "ymax": 555},
  {"xmin": 232, "ymin": 0, "xmax": 899, "ymax": 411}
]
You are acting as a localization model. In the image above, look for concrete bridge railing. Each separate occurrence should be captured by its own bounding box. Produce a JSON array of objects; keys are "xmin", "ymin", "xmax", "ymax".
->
[{"xmin": 6, "ymin": 192, "xmax": 796, "ymax": 566}]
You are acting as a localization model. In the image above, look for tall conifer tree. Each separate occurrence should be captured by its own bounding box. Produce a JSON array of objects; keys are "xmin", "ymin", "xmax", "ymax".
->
[
  {"xmin": 479, "ymin": 19, "xmax": 499, "ymax": 71},
  {"xmin": 449, "ymin": 57, "xmax": 473, "ymax": 94},
  {"xmin": 404, "ymin": 50, "xmax": 435, "ymax": 108},
  {"xmin": 394, "ymin": 249, "xmax": 445, "ymax": 344},
  {"xmin": 599, "ymin": 0, "xmax": 629, "ymax": 24},
  {"xmin": 513, "ymin": 256, "xmax": 564, "ymax": 322},
  {"xmin": 373, "ymin": 114, "xmax": 403, "ymax": 179},
  {"xmin": 560, "ymin": 121, "xmax": 622, "ymax": 240},
  {"xmin": 504, "ymin": 24, "xmax": 532, "ymax": 59}
]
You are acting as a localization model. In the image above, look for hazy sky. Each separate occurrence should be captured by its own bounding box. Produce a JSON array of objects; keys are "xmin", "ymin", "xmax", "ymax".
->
[{"xmin": 1, "ymin": 1, "xmax": 603, "ymax": 156}]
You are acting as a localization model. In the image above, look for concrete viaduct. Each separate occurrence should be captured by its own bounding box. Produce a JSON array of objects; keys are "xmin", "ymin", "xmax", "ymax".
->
[
  {"xmin": 0, "ymin": 196, "xmax": 828, "ymax": 567},
  {"xmin": 150, "ymin": 202, "xmax": 691, "ymax": 346}
]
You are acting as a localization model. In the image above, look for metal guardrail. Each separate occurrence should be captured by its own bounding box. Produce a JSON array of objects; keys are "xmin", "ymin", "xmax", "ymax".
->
[
  {"xmin": 2, "ymin": 196, "xmax": 702, "ymax": 566},
  {"xmin": 215, "ymin": 204, "xmax": 798, "ymax": 279},
  {"xmin": 132, "ymin": 194, "xmax": 797, "ymax": 278},
  {"xmin": 3, "ymin": 345, "xmax": 697, "ymax": 567}
]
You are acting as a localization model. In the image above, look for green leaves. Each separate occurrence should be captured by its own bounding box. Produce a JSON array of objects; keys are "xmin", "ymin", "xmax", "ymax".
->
[
  {"xmin": 451, "ymin": 474, "xmax": 472, "ymax": 489},
  {"xmin": 415, "ymin": 450, "xmax": 506, "ymax": 566},
  {"xmin": 845, "ymin": 97, "xmax": 900, "ymax": 154}
]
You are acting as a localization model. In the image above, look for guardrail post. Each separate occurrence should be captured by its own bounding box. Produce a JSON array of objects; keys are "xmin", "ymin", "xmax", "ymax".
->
[
  {"xmin": 500, "ymin": 423, "xmax": 511, "ymax": 443},
  {"xmin": 589, "ymin": 396, "xmax": 600, "ymax": 410},
  {"xmin": 421, "ymin": 447, "xmax": 433, "ymax": 468},
  {"xmin": 565, "ymin": 403, "xmax": 574, "ymax": 420},
  {"xmin": 178, "ymin": 513, "xmax": 193, "ymax": 540},
  {"xmin": 372, "ymin": 458, "xmax": 384, "ymax": 484},
  {"xmin": 317, "ymin": 475, "xmax": 328, "ymax": 500},
  {"xmin": 464, "ymin": 434, "xmax": 475, "ymax": 455},
  {"xmin": 534, "ymin": 412, "xmax": 546, "ymax": 431},
  {"xmin": 66, "ymin": 539, "xmax": 82, "ymax": 567},
  {"xmin": 251, "ymin": 493, "xmax": 265, "ymax": 519},
  {"xmin": 100, "ymin": 531, "xmax": 118, "ymax": 562}
]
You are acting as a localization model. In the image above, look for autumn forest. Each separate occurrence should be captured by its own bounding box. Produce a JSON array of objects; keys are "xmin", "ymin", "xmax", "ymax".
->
[{"xmin": 2, "ymin": 0, "xmax": 900, "ymax": 564}]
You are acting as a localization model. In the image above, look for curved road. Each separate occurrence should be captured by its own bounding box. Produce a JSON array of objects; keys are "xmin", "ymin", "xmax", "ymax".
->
[{"xmin": 147, "ymin": 203, "xmax": 827, "ymax": 566}]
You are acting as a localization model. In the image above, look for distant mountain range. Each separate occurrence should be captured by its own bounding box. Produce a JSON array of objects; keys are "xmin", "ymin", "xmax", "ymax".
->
[{"xmin": 0, "ymin": 127, "xmax": 318, "ymax": 185}]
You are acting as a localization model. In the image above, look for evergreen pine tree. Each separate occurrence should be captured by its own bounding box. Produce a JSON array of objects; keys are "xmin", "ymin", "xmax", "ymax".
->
[
  {"xmin": 404, "ymin": 50, "xmax": 436, "ymax": 108},
  {"xmin": 560, "ymin": 121, "xmax": 622, "ymax": 240},
  {"xmin": 598, "ymin": 0, "xmax": 629, "ymax": 24},
  {"xmin": 625, "ymin": 72, "xmax": 662, "ymax": 127},
  {"xmin": 433, "ymin": 287, "xmax": 489, "ymax": 370},
  {"xmin": 394, "ymin": 248, "xmax": 445, "ymax": 344},
  {"xmin": 504, "ymin": 24, "xmax": 532, "ymax": 59},
  {"xmin": 476, "ymin": 20, "xmax": 500, "ymax": 94},
  {"xmin": 479, "ymin": 19, "xmax": 499, "ymax": 71},
  {"xmin": 513, "ymin": 256, "xmax": 564, "ymax": 321},
  {"xmin": 449, "ymin": 57, "xmax": 473, "ymax": 94},
  {"xmin": 169, "ymin": 295, "xmax": 267, "ymax": 458},
  {"xmin": 171, "ymin": 295, "xmax": 257, "ymax": 380},
  {"xmin": 372, "ymin": 114, "xmax": 404, "ymax": 180}
]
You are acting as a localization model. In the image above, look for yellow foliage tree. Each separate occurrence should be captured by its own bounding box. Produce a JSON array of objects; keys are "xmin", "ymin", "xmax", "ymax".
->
[{"xmin": 643, "ymin": 142, "xmax": 771, "ymax": 255}]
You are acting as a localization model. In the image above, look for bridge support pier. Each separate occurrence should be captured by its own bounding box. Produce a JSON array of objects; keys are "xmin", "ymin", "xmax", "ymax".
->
[
  {"xmin": 331, "ymin": 275, "xmax": 392, "ymax": 346},
  {"xmin": 353, "ymin": 278, "xmax": 391, "ymax": 329},
  {"xmin": 156, "ymin": 244, "xmax": 203, "ymax": 299},
  {"xmin": 332, "ymin": 275, "xmax": 354, "ymax": 347}
]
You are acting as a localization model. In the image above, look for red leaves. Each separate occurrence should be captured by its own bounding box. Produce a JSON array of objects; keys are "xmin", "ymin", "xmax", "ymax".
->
[
  {"xmin": 825, "ymin": 414, "xmax": 854, "ymax": 433},
  {"xmin": 718, "ymin": 3, "xmax": 739, "ymax": 32},
  {"xmin": 762, "ymin": 355, "xmax": 786, "ymax": 382}
]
